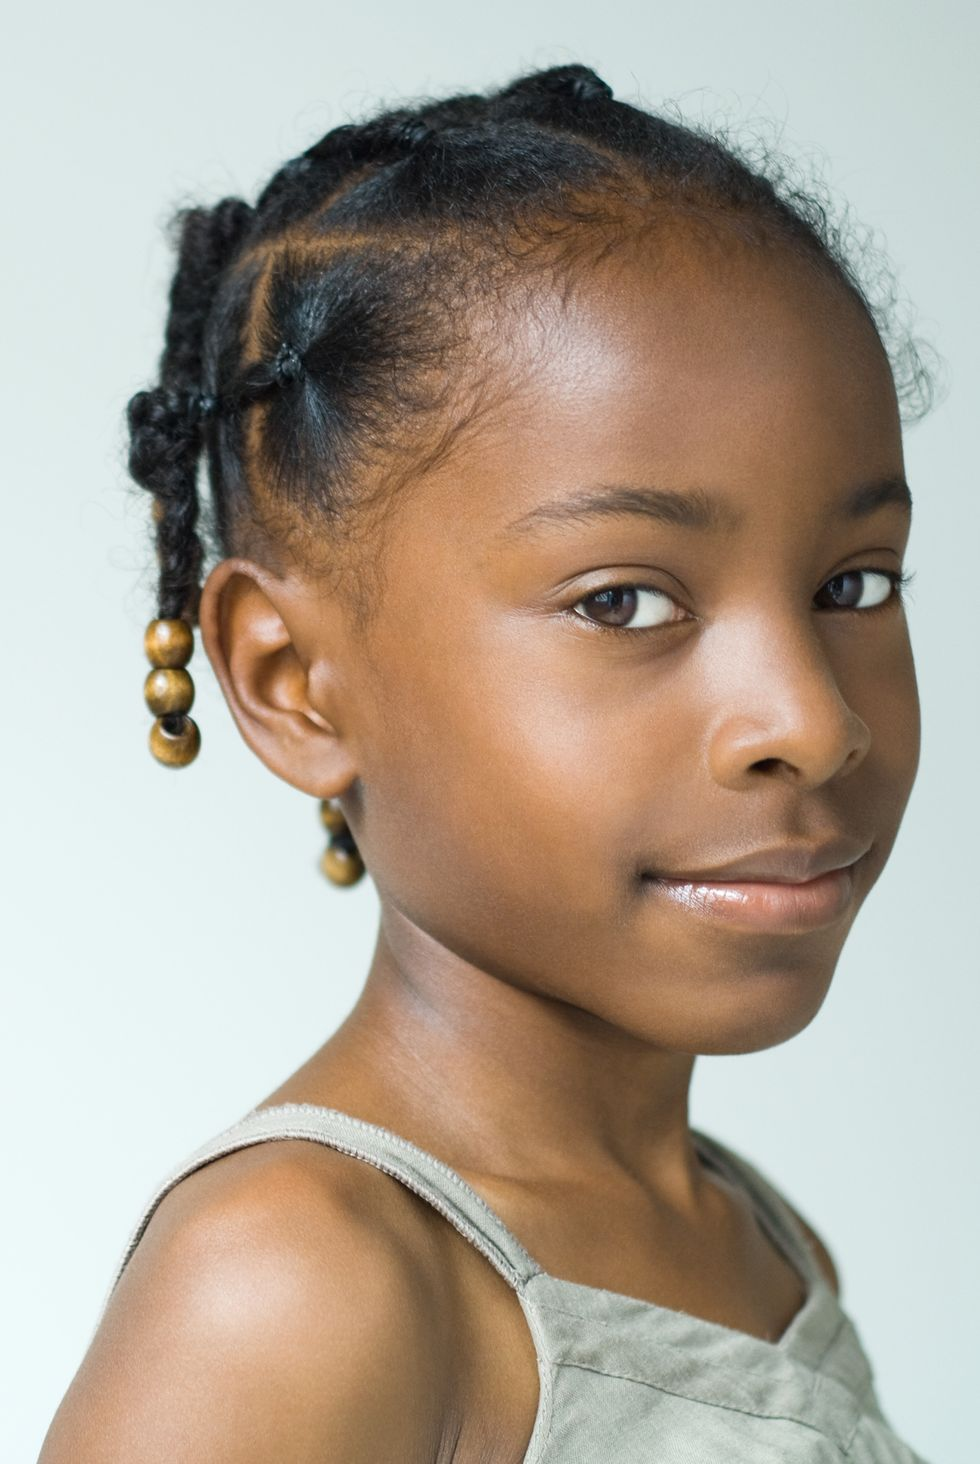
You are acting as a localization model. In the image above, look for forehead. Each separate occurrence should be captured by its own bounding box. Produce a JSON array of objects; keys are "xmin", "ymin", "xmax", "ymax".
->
[{"xmin": 357, "ymin": 224, "xmax": 905, "ymax": 598}]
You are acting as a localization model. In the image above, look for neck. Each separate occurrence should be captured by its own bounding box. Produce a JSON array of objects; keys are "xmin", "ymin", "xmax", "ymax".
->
[{"xmin": 280, "ymin": 904, "xmax": 703, "ymax": 1205}]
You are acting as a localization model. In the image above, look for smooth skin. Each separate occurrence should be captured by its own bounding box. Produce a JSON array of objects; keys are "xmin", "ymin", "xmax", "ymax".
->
[{"xmin": 41, "ymin": 222, "xmax": 917, "ymax": 1462}]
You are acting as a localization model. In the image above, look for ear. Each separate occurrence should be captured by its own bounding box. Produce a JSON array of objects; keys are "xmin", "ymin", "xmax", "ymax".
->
[{"xmin": 197, "ymin": 556, "xmax": 359, "ymax": 799}]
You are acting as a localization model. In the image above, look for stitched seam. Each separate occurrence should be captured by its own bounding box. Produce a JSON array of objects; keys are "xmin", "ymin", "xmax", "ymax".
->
[
  {"xmin": 841, "ymin": 1374, "xmax": 880, "ymax": 1454},
  {"xmin": 515, "ymin": 1284, "xmax": 556, "ymax": 1464},
  {"xmin": 226, "ymin": 1115, "xmax": 526, "ymax": 1286},
  {"xmin": 554, "ymin": 1360, "xmax": 849, "ymax": 1454},
  {"xmin": 535, "ymin": 1295, "xmax": 870, "ymax": 1423},
  {"xmin": 243, "ymin": 1103, "xmax": 539, "ymax": 1270},
  {"xmin": 101, "ymin": 1106, "xmax": 534, "ymax": 1316},
  {"xmin": 529, "ymin": 1298, "xmax": 814, "ymax": 1386}
]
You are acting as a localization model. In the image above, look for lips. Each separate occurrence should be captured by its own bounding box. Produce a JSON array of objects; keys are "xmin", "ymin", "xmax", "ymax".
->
[
  {"xmin": 646, "ymin": 837, "xmax": 871, "ymax": 885},
  {"xmin": 640, "ymin": 839, "xmax": 870, "ymax": 933},
  {"xmin": 648, "ymin": 867, "xmax": 858, "ymax": 932}
]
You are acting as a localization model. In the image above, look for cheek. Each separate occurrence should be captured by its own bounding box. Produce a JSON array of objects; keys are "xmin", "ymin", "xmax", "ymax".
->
[
  {"xmin": 358, "ymin": 611, "xmax": 686, "ymax": 917},
  {"xmin": 839, "ymin": 625, "xmax": 921, "ymax": 794}
]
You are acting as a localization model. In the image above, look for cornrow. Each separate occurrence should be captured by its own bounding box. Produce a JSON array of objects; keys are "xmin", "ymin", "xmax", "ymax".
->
[
  {"xmin": 127, "ymin": 60, "xmax": 936, "ymax": 794},
  {"xmin": 251, "ymin": 109, "xmax": 459, "ymax": 234}
]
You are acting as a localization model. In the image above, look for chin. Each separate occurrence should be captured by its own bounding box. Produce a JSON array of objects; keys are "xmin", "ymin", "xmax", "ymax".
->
[
  {"xmin": 605, "ymin": 934, "xmax": 843, "ymax": 1054},
  {"xmin": 686, "ymin": 961, "xmax": 837, "ymax": 1055}
]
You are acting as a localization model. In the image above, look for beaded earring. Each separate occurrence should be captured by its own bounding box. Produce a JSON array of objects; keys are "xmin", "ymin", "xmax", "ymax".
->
[{"xmin": 319, "ymin": 798, "xmax": 365, "ymax": 886}]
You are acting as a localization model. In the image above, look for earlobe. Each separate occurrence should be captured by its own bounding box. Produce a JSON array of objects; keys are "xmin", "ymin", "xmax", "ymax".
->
[{"xmin": 197, "ymin": 557, "xmax": 358, "ymax": 799}]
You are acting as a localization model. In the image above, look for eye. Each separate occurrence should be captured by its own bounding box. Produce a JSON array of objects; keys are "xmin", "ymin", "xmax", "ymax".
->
[
  {"xmin": 814, "ymin": 568, "xmax": 913, "ymax": 612},
  {"xmin": 569, "ymin": 585, "xmax": 680, "ymax": 632},
  {"xmin": 567, "ymin": 567, "xmax": 915, "ymax": 635}
]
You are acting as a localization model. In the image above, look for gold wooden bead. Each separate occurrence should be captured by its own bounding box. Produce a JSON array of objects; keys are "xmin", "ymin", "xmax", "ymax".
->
[
  {"xmin": 149, "ymin": 714, "xmax": 201, "ymax": 767},
  {"xmin": 319, "ymin": 798, "xmax": 348, "ymax": 835},
  {"xmin": 144, "ymin": 617, "xmax": 194, "ymax": 669},
  {"xmin": 320, "ymin": 841, "xmax": 365, "ymax": 886},
  {"xmin": 144, "ymin": 667, "xmax": 195, "ymax": 717}
]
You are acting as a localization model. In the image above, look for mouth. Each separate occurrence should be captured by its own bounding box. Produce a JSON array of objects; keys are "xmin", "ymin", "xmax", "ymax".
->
[{"xmin": 639, "ymin": 848, "xmax": 868, "ymax": 934}]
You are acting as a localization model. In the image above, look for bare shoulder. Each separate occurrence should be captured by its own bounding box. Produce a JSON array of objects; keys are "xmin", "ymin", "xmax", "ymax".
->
[
  {"xmin": 781, "ymin": 1196, "xmax": 841, "ymax": 1297},
  {"xmin": 40, "ymin": 1139, "xmax": 461, "ymax": 1463}
]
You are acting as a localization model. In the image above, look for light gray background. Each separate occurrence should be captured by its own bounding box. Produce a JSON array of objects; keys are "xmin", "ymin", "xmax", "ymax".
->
[{"xmin": 4, "ymin": 4, "xmax": 976, "ymax": 1461}]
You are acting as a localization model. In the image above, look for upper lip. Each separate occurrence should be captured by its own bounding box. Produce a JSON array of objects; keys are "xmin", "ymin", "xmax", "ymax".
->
[{"xmin": 650, "ymin": 838, "xmax": 871, "ymax": 885}]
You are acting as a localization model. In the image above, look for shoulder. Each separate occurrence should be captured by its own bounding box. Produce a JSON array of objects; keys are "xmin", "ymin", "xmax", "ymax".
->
[
  {"xmin": 780, "ymin": 1196, "xmax": 842, "ymax": 1297},
  {"xmin": 40, "ymin": 1138, "xmax": 460, "ymax": 1462}
]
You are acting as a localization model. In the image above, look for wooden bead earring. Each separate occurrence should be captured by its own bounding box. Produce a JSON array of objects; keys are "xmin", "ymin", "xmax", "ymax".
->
[
  {"xmin": 319, "ymin": 798, "xmax": 365, "ymax": 886},
  {"xmin": 144, "ymin": 618, "xmax": 201, "ymax": 767}
]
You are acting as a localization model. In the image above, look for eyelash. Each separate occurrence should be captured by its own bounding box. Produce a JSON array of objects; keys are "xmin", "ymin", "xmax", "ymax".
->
[{"xmin": 568, "ymin": 567, "xmax": 917, "ymax": 635}]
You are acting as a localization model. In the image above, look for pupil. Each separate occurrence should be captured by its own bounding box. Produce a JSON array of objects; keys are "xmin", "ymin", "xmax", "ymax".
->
[
  {"xmin": 830, "ymin": 572, "xmax": 861, "ymax": 607},
  {"xmin": 593, "ymin": 587, "xmax": 636, "ymax": 625}
]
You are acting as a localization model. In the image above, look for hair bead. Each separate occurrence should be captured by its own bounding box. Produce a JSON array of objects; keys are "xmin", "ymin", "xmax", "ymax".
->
[
  {"xmin": 144, "ymin": 667, "xmax": 195, "ymax": 717},
  {"xmin": 144, "ymin": 617, "xmax": 194, "ymax": 669},
  {"xmin": 149, "ymin": 712, "xmax": 201, "ymax": 767}
]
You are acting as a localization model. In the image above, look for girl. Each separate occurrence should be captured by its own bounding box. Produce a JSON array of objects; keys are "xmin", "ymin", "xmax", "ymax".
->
[{"xmin": 41, "ymin": 62, "xmax": 932, "ymax": 1463}]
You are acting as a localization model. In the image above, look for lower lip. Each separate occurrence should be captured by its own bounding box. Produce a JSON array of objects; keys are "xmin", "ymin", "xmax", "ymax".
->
[{"xmin": 645, "ymin": 865, "xmax": 856, "ymax": 932}]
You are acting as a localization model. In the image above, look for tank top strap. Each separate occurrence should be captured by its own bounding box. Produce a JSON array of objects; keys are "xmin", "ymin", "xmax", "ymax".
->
[
  {"xmin": 691, "ymin": 1126, "xmax": 827, "ymax": 1290},
  {"xmin": 97, "ymin": 1101, "xmax": 542, "ymax": 1327}
]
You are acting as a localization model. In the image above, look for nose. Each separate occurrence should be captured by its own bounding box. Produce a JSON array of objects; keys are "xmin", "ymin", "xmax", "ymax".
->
[{"xmin": 706, "ymin": 613, "xmax": 872, "ymax": 791}]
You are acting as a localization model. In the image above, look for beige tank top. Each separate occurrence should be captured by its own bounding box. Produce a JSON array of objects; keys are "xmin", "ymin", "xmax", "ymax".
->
[{"xmin": 97, "ymin": 1102, "xmax": 932, "ymax": 1462}]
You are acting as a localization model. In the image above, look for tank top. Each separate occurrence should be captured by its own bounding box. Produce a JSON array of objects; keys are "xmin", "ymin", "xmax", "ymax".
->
[{"xmin": 97, "ymin": 1102, "xmax": 931, "ymax": 1462}]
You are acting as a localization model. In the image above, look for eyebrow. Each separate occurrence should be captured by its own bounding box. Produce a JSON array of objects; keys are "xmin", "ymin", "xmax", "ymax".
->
[{"xmin": 498, "ymin": 476, "xmax": 913, "ymax": 539}]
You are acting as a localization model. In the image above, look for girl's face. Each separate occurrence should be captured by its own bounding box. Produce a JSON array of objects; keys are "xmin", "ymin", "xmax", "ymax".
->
[{"xmin": 259, "ymin": 228, "xmax": 919, "ymax": 1056}]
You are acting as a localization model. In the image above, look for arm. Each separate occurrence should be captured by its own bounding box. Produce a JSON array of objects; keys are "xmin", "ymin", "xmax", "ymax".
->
[{"xmin": 39, "ymin": 1146, "xmax": 456, "ymax": 1463}]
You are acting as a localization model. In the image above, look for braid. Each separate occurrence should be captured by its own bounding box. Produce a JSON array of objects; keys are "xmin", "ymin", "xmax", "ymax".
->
[
  {"xmin": 127, "ymin": 196, "xmax": 254, "ymax": 621},
  {"xmin": 250, "ymin": 99, "xmax": 489, "ymax": 238}
]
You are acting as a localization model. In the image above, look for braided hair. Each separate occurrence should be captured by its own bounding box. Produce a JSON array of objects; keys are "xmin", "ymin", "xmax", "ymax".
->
[{"xmin": 127, "ymin": 61, "xmax": 935, "ymax": 635}]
